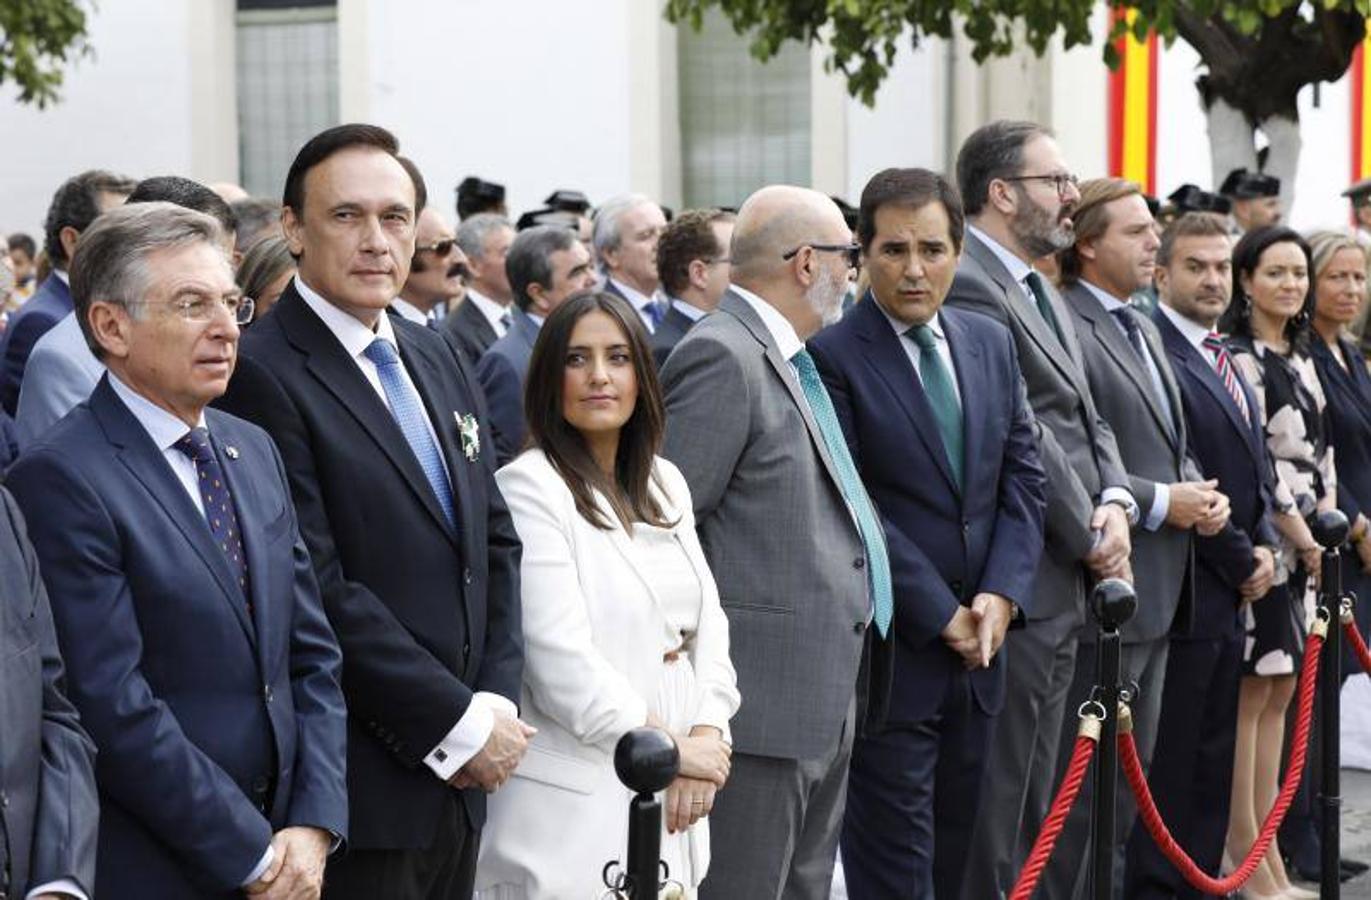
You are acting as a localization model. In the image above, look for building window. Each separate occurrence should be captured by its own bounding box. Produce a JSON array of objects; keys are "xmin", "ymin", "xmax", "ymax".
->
[
  {"xmin": 236, "ymin": 2, "xmax": 339, "ymax": 197},
  {"xmin": 677, "ymin": 10, "xmax": 811, "ymax": 208}
]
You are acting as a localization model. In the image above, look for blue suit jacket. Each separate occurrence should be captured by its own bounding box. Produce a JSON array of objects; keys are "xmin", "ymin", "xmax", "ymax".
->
[
  {"xmin": 1154, "ymin": 308, "xmax": 1278, "ymax": 639},
  {"xmin": 808, "ymin": 299, "xmax": 1047, "ymax": 721},
  {"xmin": 1312, "ymin": 336, "xmax": 1371, "ymax": 531},
  {"xmin": 0, "ymin": 274, "xmax": 73, "ymax": 415},
  {"xmin": 476, "ymin": 308, "xmax": 540, "ymax": 465},
  {"xmin": 9, "ymin": 377, "xmax": 348, "ymax": 898}
]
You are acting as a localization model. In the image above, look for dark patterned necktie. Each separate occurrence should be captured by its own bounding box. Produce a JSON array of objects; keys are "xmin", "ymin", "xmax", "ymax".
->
[
  {"xmin": 1024, "ymin": 271, "xmax": 1065, "ymax": 345},
  {"xmin": 908, "ymin": 324, "xmax": 964, "ymax": 490},
  {"xmin": 174, "ymin": 427, "xmax": 249, "ymax": 601}
]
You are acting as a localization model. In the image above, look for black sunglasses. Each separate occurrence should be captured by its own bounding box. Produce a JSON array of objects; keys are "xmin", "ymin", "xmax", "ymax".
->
[
  {"xmin": 782, "ymin": 242, "xmax": 861, "ymax": 268},
  {"xmin": 416, "ymin": 238, "xmax": 460, "ymax": 255}
]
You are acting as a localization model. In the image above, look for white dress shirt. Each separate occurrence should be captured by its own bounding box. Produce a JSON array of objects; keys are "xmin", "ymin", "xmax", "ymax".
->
[
  {"xmin": 466, "ymin": 288, "xmax": 512, "ymax": 337},
  {"xmin": 390, "ymin": 297, "xmax": 434, "ymax": 327},
  {"xmin": 876, "ymin": 306, "xmax": 962, "ymax": 406},
  {"xmin": 295, "ymin": 277, "xmax": 516, "ymax": 782},
  {"xmin": 671, "ymin": 298, "xmax": 708, "ymax": 323},
  {"xmin": 609, "ymin": 276, "xmax": 662, "ymax": 333},
  {"xmin": 1158, "ymin": 302, "xmax": 1220, "ymax": 363}
]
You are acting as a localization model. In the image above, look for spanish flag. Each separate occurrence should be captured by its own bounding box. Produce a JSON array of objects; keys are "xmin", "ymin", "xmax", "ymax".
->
[
  {"xmin": 1107, "ymin": 8, "xmax": 1158, "ymax": 194},
  {"xmin": 1351, "ymin": 31, "xmax": 1371, "ymax": 181}
]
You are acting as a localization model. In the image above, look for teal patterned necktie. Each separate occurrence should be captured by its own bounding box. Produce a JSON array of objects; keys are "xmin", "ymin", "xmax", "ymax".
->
[
  {"xmin": 908, "ymin": 324, "xmax": 964, "ymax": 490},
  {"xmin": 791, "ymin": 348, "xmax": 893, "ymax": 637}
]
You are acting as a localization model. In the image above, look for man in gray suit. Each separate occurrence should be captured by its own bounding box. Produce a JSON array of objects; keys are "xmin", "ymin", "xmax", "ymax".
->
[
  {"xmin": 1043, "ymin": 177, "xmax": 1231, "ymax": 897},
  {"xmin": 0, "ymin": 485, "xmax": 99, "ymax": 900},
  {"xmin": 946, "ymin": 121, "xmax": 1137, "ymax": 899},
  {"xmin": 475, "ymin": 225, "xmax": 596, "ymax": 463},
  {"xmin": 661, "ymin": 185, "xmax": 892, "ymax": 900}
]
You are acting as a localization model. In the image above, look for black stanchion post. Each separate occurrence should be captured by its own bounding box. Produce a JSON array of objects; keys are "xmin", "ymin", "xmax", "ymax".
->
[
  {"xmin": 610, "ymin": 728, "xmax": 679, "ymax": 898},
  {"xmin": 1090, "ymin": 578, "xmax": 1137, "ymax": 900},
  {"xmin": 1311, "ymin": 509, "xmax": 1349, "ymax": 900}
]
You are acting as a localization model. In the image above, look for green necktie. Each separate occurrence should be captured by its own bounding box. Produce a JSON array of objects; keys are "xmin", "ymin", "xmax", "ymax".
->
[
  {"xmin": 1024, "ymin": 270, "xmax": 1065, "ymax": 345},
  {"xmin": 908, "ymin": 324, "xmax": 964, "ymax": 490}
]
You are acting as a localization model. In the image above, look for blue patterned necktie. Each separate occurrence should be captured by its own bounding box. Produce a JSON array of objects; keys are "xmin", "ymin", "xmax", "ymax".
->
[
  {"xmin": 908, "ymin": 324, "xmax": 964, "ymax": 490},
  {"xmin": 174, "ymin": 427, "xmax": 250, "ymax": 602},
  {"xmin": 643, "ymin": 300, "xmax": 664, "ymax": 330},
  {"xmin": 363, "ymin": 338, "xmax": 457, "ymax": 529},
  {"xmin": 791, "ymin": 348, "xmax": 893, "ymax": 637}
]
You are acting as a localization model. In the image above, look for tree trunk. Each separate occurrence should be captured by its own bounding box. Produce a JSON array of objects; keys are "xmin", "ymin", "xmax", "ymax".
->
[
  {"xmin": 1202, "ymin": 101, "xmax": 1302, "ymax": 216},
  {"xmin": 1261, "ymin": 114, "xmax": 1302, "ymax": 215}
]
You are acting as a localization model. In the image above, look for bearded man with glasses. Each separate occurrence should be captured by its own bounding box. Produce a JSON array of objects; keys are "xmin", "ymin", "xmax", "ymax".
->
[
  {"xmin": 8, "ymin": 201, "xmax": 348, "ymax": 900},
  {"xmin": 946, "ymin": 120, "xmax": 1138, "ymax": 900}
]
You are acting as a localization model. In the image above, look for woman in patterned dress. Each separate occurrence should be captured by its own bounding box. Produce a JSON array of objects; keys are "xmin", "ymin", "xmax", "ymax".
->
[{"xmin": 1219, "ymin": 226, "xmax": 1333, "ymax": 899}]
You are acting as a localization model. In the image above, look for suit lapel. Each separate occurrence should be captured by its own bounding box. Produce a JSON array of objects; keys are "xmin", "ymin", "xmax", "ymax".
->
[
  {"xmin": 209, "ymin": 420, "xmax": 273, "ymax": 668},
  {"xmin": 851, "ymin": 299, "xmax": 959, "ymax": 494},
  {"xmin": 91, "ymin": 380, "xmax": 256, "ymax": 648},
  {"xmin": 942, "ymin": 310, "xmax": 982, "ymax": 497},
  {"xmin": 462, "ymin": 299, "xmax": 498, "ymax": 348},
  {"xmin": 721, "ymin": 292, "xmax": 846, "ymax": 492},
  {"xmin": 277, "ymin": 288, "xmax": 459, "ymax": 544},
  {"xmin": 1157, "ymin": 311, "xmax": 1262, "ymax": 466},
  {"xmin": 397, "ymin": 326, "xmax": 469, "ymax": 553}
]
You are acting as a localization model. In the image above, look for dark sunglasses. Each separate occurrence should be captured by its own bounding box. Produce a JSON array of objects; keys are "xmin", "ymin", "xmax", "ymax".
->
[
  {"xmin": 782, "ymin": 242, "xmax": 861, "ymax": 269},
  {"xmin": 416, "ymin": 238, "xmax": 460, "ymax": 255}
]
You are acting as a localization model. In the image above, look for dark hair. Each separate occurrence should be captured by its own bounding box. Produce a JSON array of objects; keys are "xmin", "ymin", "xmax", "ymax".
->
[
  {"xmin": 1156, "ymin": 212, "xmax": 1230, "ymax": 267},
  {"xmin": 507, "ymin": 225, "xmax": 580, "ymax": 311},
  {"xmin": 397, "ymin": 156, "xmax": 429, "ymax": 213},
  {"xmin": 236, "ymin": 235, "xmax": 296, "ymax": 318},
  {"xmin": 857, "ymin": 167, "xmax": 964, "ymax": 253},
  {"xmin": 43, "ymin": 169, "xmax": 139, "ymax": 268},
  {"xmin": 955, "ymin": 120, "xmax": 1049, "ymax": 217},
  {"xmin": 1218, "ymin": 225, "xmax": 1314, "ymax": 354},
  {"xmin": 7, "ymin": 232, "xmax": 35, "ymax": 259},
  {"xmin": 656, "ymin": 209, "xmax": 733, "ymax": 296},
  {"xmin": 282, "ymin": 123, "xmax": 406, "ymax": 215},
  {"xmin": 230, "ymin": 197, "xmax": 281, "ymax": 253},
  {"xmin": 524, "ymin": 291, "xmax": 674, "ymax": 531},
  {"xmin": 128, "ymin": 176, "xmax": 238, "ymax": 235},
  {"xmin": 1056, "ymin": 177, "xmax": 1140, "ymax": 286}
]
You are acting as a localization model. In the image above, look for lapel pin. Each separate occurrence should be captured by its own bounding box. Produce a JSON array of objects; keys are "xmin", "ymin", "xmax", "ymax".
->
[
  {"xmin": 225, "ymin": 445, "xmax": 240, "ymax": 460},
  {"xmin": 456, "ymin": 412, "xmax": 481, "ymax": 462}
]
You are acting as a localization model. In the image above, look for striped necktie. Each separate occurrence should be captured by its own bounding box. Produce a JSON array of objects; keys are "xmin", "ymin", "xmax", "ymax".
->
[{"xmin": 1202, "ymin": 332, "xmax": 1251, "ymax": 425}]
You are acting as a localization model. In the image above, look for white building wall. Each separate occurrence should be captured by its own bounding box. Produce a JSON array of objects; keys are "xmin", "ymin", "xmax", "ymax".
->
[{"xmin": 0, "ymin": 0, "xmax": 235, "ymax": 238}]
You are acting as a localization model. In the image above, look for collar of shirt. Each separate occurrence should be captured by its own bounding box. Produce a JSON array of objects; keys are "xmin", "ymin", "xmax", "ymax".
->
[
  {"xmin": 296, "ymin": 274, "xmax": 399, "ymax": 359},
  {"xmin": 52, "ymin": 268, "xmax": 70, "ymax": 286},
  {"xmin": 877, "ymin": 303, "xmax": 946, "ymax": 344},
  {"xmin": 390, "ymin": 297, "xmax": 431, "ymax": 325},
  {"xmin": 966, "ymin": 223, "xmax": 1036, "ymax": 296},
  {"xmin": 107, "ymin": 370, "xmax": 206, "ymax": 451},
  {"xmin": 465, "ymin": 288, "xmax": 511, "ymax": 333},
  {"xmin": 670, "ymin": 297, "xmax": 708, "ymax": 323},
  {"xmin": 525, "ymin": 311, "xmax": 545, "ymax": 328},
  {"xmin": 1080, "ymin": 279, "xmax": 1130, "ymax": 313},
  {"xmin": 730, "ymin": 284, "xmax": 805, "ymax": 360},
  {"xmin": 1157, "ymin": 302, "xmax": 1215, "ymax": 354},
  {"xmin": 609, "ymin": 276, "xmax": 656, "ymax": 313}
]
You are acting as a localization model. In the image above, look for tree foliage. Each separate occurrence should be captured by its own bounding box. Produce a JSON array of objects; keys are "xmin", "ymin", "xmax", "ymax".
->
[
  {"xmin": 664, "ymin": 0, "xmax": 1371, "ymax": 119},
  {"xmin": 0, "ymin": 0, "xmax": 90, "ymax": 108}
]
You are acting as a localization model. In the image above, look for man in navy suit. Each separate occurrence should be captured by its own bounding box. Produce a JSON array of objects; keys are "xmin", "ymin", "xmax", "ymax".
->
[
  {"xmin": 217, "ymin": 124, "xmax": 529, "ymax": 900},
  {"xmin": 10, "ymin": 201, "xmax": 348, "ymax": 899},
  {"xmin": 651, "ymin": 209, "xmax": 734, "ymax": 368},
  {"xmin": 475, "ymin": 224, "xmax": 597, "ymax": 464},
  {"xmin": 1126, "ymin": 212, "xmax": 1279, "ymax": 898},
  {"xmin": 808, "ymin": 168, "xmax": 1047, "ymax": 899},
  {"xmin": 0, "ymin": 169, "xmax": 136, "ymax": 414}
]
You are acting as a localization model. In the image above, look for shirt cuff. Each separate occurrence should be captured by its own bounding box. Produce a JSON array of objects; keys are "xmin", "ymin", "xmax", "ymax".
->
[
  {"xmin": 26, "ymin": 880, "xmax": 88, "ymax": 900},
  {"xmin": 241, "ymin": 844, "xmax": 274, "ymax": 888},
  {"xmin": 1099, "ymin": 486, "xmax": 1139, "ymax": 527},
  {"xmin": 422, "ymin": 692, "xmax": 506, "ymax": 782},
  {"xmin": 1144, "ymin": 482, "xmax": 1170, "ymax": 532}
]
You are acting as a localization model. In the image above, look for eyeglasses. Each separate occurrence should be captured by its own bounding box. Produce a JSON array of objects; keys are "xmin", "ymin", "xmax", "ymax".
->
[
  {"xmin": 416, "ymin": 238, "xmax": 460, "ymax": 255},
  {"xmin": 1004, "ymin": 173, "xmax": 1080, "ymax": 196},
  {"xmin": 782, "ymin": 243, "xmax": 861, "ymax": 268},
  {"xmin": 133, "ymin": 294, "xmax": 256, "ymax": 326}
]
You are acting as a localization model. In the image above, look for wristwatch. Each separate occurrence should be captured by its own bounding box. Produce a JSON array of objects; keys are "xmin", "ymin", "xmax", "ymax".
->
[{"xmin": 1104, "ymin": 495, "xmax": 1140, "ymax": 528}]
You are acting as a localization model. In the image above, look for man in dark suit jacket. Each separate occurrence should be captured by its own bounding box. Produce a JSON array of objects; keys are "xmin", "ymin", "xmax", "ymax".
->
[
  {"xmin": 445, "ymin": 213, "xmax": 515, "ymax": 362},
  {"xmin": 808, "ymin": 168, "xmax": 1046, "ymax": 899},
  {"xmin": 475, "ymin": 225, "xmax": 597, "ymax": 464},
  {"xmin": 217, "ymin": 124, "xmax": 528, "ymax": 900},
  {"xmin": 10, "ymin": 201, "xmax": 347, "ymax": 899},
  {"xmin": 1046, "ymin": 179, "xmax": 1232, "ymax": 897},
  {"xmin": 0, "ymin": 486, "xmax": 98, "ymax": 900},
  {"xmin": 945, "ymin": 121, "xmax": 1138, "ymax": 898},
  {"xmin": 1126, "ymin": 212, "xmax": 1279, "ymax": 899},
  {"xmin": 443, "ymin": 295, "xmax": 498, "ymax": 363},
  {"xmin": 0, "ymin": 170, "xmax": 136, "ymax": 414},
  {"xmin": 650, "ymin": 209, "xmax": 735, "ymax": 367}
]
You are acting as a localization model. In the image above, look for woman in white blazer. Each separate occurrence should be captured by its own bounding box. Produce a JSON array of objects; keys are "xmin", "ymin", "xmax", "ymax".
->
[{"xmin": 476, "ymin": 291, "xmax": 740, "ymax": 899}]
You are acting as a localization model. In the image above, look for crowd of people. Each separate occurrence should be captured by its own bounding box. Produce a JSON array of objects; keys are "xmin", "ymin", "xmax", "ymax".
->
[{"xmin": 4, "ymin": 115, "xmax": 1371, "ymax": 900}]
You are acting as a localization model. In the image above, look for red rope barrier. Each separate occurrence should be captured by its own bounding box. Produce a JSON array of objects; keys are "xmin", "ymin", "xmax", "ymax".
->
[
  {"xmin": 1122, "ymin": 628, "xmax": 1324, "ymax": 896},
  {"xmin": 1008, "ymin": 728, "xmax": 1099, "ymax": 900},
  {"xmin": 1346, "ymin": 615, "xmax": 1371, "ymax": 675}
]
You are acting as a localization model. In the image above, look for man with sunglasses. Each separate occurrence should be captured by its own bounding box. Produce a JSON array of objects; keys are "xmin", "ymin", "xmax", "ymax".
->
[
  {"xmin": 395, "ymin": 206, "xmax": 468, "ymax": 329},
  {"xmin": 946, "ymin": 120, "xmax": 1137, "ymax": 900},
  {"xmin": 9, "ymin": 201, "xmax": 348, "ymax": 899}
]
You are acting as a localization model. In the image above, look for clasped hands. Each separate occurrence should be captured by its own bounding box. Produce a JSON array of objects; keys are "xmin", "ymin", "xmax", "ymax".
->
[
  {"xmin": 1165, "ymin": 479, "xmax": 1230, "ymax": 537},
  {"xmin": 447, "ymin": 711, "xmax": 537, "ymax": 793},
  {"xmin": 647, "ymin": 716, "xmax": 731, "ymax": 835},
  {"xmin": 942, "ymin": 592, "xmax": 1014, "ymax": 670},
  {"xmin": 244, "ymin": 826, "xmax": 331, "ymax": 899}
]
